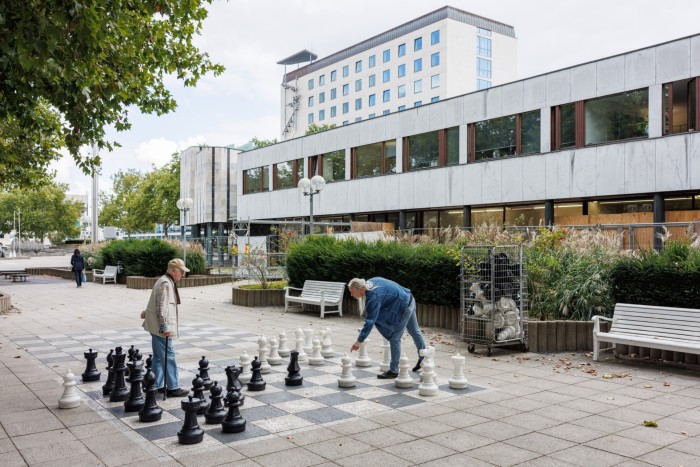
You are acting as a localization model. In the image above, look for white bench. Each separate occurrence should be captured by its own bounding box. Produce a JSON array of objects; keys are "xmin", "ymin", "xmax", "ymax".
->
[
  {"xmin": 592, "ymin": 303, "xmax": 700, "ymax": 361},
  {"xmin": 284, "ymin": 280, "xmax": 345, "ymax": 318},
  {"xmin": 93, "ymin": 265, "xmax": 118, "ymax": 284}
]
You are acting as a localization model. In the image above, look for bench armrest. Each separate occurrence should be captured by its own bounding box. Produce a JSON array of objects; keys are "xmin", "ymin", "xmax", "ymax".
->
[
  {"xmin": 284, "ymin": 286, "xmax": 303, "ymax": 297},
  {"xmin": 592, "ymin": 315, "xmax": 612, "ymax": 333},
  {"xmin": 93, "ymin": 269, "xmax": 105, "ymax": 275}
]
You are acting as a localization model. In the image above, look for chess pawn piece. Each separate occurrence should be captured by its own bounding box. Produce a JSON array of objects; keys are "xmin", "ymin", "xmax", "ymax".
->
[
  {"xmin": 109, "ymin": 346, "xmax": 130, "ymax": 402},
  {"xmin": 418, "ymin": 346, "xmax": 438, "ymax": 384},
  {"xmin": 258, "ymin": 335, "xmax": 271, "ymax": 374},
  {"xmin": 295, "ymin": 327, "xmax": 308, "ymax": 363},
  {"xmin": 58, "ymin": 369, "xmax": 81, "ymax": 409},
  {"xmin": 224, "ymin": 366, "xmax": 245, "ymax": 407},
  {"xmin": 246, "ymin": 357, "xmax": 266, "ymax": 391},
  {"xmin": 124, "ymin": 358, "xmax": 145, "ymax": 412},
  {"xmin": 308, "ymin": 337, "xmax": 324, "ymax": 365},
  {"xmin": 394, "ymin": 353, "xmax": 414, "ymax": 388},
  {"xmin": 138, "ymin": 363, "xmax": 162, "ymax": 422},
  {"xmin": 354, "ymin": 337, "xmax": 372, "ymax": 367},
  {"xmin": 221, "ymin": 390, "xmax": 246, "ymax": 433},
  {"xmin": 268, "ymin": 336, "xmax": 283, "ymax": 365},
  {"xmin": 448, "ymin": 353, "xmax": 468, "ymax": 389},
  {"xmin": 191, "ymin": 373, "xmax": 210, "ymax": 415},
  {"xmin": 82, "ymin": 348, "xmax": 101, "ymax": 382},
  {"xmin": 177, "ymin": 396, "xmax": 204, "ymax": 445},
  {"xmin": 102, "ymin": 349, "xmax": 115, "ymax": 396},
  {"xmin": 303, "ymin": 327, "xmax": 314, "ymax": 355},
  {"xmin": 337, "ymin": 354, "xmax": 356, "ymax": 388},
  {"xmin": 277, "ymin": 330, "xmax": 291, "ymax": 357},
  {"xmin": 204, "ymin": 381, "xmax": 227, "ymax": 424},
  {"xmin": 198, "ymin": 356, "xmax": 213, "ymax": 390},
  {"xmin": 285, "ymin": 350, "xmax": 303, "ymax": 386},
  {"xmin": 320, "ymin": 328, "xmax": 335, "ymax": 358},
  {"xmin": 238, "ymin": 351, "xmax": 252, "ymax": 384},
  {"xmin": 418, "ymin": 349, "xmax": 439, "ymax": 396},
  {"xmin": 379, "ymin": 338, "xmax": 391, "ymax": 372}
]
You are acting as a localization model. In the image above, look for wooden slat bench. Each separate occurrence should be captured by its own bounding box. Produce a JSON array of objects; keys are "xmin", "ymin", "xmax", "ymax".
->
[
  {"xmin": 592, "ymin": 303, "xmax": 700, "ymax": 361},
  {"xmin": 93, "ymin": 265, "xmax": 118, "ymax": 284},
  {"xmin": 284, "ymin": 280, "xmax": 346, "ymax": 318},
  {"xmin": 2, "ymin": 270, "xmax": 26, "ymax": 279},
  {"xmin": 11, "ymin": 273, "xmax": 30, "ymax": 282}
]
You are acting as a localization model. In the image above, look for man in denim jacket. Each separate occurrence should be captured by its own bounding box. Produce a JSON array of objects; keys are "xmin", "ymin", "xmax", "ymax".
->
[{"xmin": 349, "ymin": 277, "xmax": 426, "ymax": 379}]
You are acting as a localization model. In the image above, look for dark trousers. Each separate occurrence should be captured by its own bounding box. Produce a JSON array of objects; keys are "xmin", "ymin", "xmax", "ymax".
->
[{"xmin": 74, "ymin": 270, "xmax": 82, "ymax": 287}]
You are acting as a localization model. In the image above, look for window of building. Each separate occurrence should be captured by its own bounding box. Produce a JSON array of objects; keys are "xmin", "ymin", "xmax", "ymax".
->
[
  {"xmin": 368, "ymin": 74, "xmax": 376, "ymax": 87},
  {"xmin": 330, "ymin": 88, "xmax": 337, "ymax": 100},
  {"xmin": 505, "ymin": 204, "xmax": 545, "ymax": 227},
  {"xmin": 398, "ymin": 43, "xmax": 406, "ymax": 57},
  {"xmin": 383, "ymin": 49, "xmax": 390, "ymax": 62},
  {"xmin": 663, "ymin": 78, "xmax": 698, "ymax": 134},
  {"xmin": 431, "ymin": 30, "xmax": 440, "ymax": 45},
  {"xmin": 471, "ymin": 207, "xmax": 503, "ymax": 227},
  {"xmin": 521, "ymin": 110, "xmax": 541, "ymax": 155},
  {"xmin": 431, "ymin": 52, "xmax": 440, "ymax": 67},
  {"xmin": 319, "ymin": 74, "xmax": 325, "ymax": 86},
  {"xmin": 588, "ymin": 198, "xmax": 654, "ymax": 215},
  {"xmin": 342, "ymin": 84, "xmax": 349, "ymax": 96},
  {"xmin": 342, "ymin": 65, "xmax": 349, "ymax": 77},
  {"xmin": 431, "ymin": 96, "xmax": 440, "ymax": 103},
  {"xmin": 352, "ymin": 139, "xmax": 397, "ymax": 178},
  {"xmin": 414, "ymin": 37, "xmax": 422, "ymax": 51},
  {"xmin": 243, "ymin": 166, "xmax": 270, "ymax": 194},
  {"xmin": 398, "ymin": 84, "xmax": 406, "ymax": 99},
  {"xmin": 403, "ymin": 127, "xmax": 459, "ymax": 171},
  {"xmin": 552, "ymin": 102, "xmax": 577, "ymax": 149},
  {"xmin": 369, "ymin": 94, "xmax": 376, "ymax": 106},
  {"xmin": 331, "ymin": 70, "xmax": 337, "ymax": 82},
  {"xmin": 342, "ymin": 102, "xmax": 349, "ymax": 114},
  {"xmin": 477, "ymin": 27, "xmax": 492, "ymax": 36},
  {"xmin": 273, "ymin": 159, "xmax": 304, "ymax": 190},
  {"xmin": 343, "ymin": 121, "xmax": 349, "ymax": 125},
  {"xmin": 477, "ymin": 79, "xmax": 491, "ymax": 90},
  {"xmin": 369, "ymin": 113, "xmax": 376, "ymax": 119},
  {"xmin": 415, "ymin": 101, "xmax": 422, "ymax": 107},
  {"xmin": 308, "ymin": 112, "xmax": 314, "ymax": 124},
  {"xmin": 369, "ymin": 55, "xmax": 376, "ymax": 68},
  {"xmin": 398, "ymin": 105, "xmax": 406, "ymax": 111},
  {"xmin": 431, "ymin": 74, "xmax": 440, "ymax": 88},
  {"xmin": 469, "ymin": 111, "xmax": 541, "ymax": 160},
  {"xmin": 382, "ymin": 109, "xmax": 390, "ymax": 115},
  {"xmin": 414, "ymin": 79, "xmax": 422, "ymax": 94},
  {"xmin": 330, "ymin": 106, "xmax": 336, "ymax": 117},
  {"xmin": 355, "ymin": 117, "xmax": 362, "ymax": 122},
  {"xmin": 477, "ymin": 58, "xmax": 491, "ymax": 78},
  {"xmin": 355, "ymin": 60, "xmax": 362, "ymax": 73},
  {"xmin": 308, "ymin": 96, "xmax": 314, "ymax": 107},
  {"xmin": 319, "ymin": 92, "xmax": 325, "ymax": 104},
  {"xmin": 414, "ymin": 58, "xmax": 422, "ymax": 73},
  {"xmin": 355, "ymin": 98, "xmax": 362, "ymax": 110},
  {"xmin": 383, "ymin": 89, "xmax": 390, "ymax": 102},
  {"xmin": 319, "ymin": 109, "xmax": 325, "ymax": 121},
  {"xmin": 398, "ymin": 64, "xmax": 406, "ymax": 78},
  {"xmin": 585, "ymin": 89, "xmax": 649, "ymax": 145},
  {"xmin": 355, "ymin": 79, "xmax": 362, "ymax": 92},
  {"xmin": 321, "ymin": 150, "xmax": 345, "ymax": 182},
  {"xmin": 383, "ymin": 69, "xmax": 390, "ymax": 83},
  {"xmin": 477, "ymin": 36, "xmax": 492, "ymax": 57},
  {"xmin": 308, "ymin": 78, "xmax": 314, "ymax": 90}
]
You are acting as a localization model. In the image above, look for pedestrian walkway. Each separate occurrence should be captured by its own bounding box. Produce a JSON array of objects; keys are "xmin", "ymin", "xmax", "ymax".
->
[{"xmin": 1, "ymin": 254, "xmax": 700, "ymax": 466}]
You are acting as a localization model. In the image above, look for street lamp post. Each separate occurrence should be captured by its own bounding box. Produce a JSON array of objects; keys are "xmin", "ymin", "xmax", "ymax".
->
[
  {"xmin": 297, "ymin": 175, "xmax": 326, "ymax": 234},
  {"xmin": 176, "ymin": 197, "xmax": 193, "ymax": 268}
]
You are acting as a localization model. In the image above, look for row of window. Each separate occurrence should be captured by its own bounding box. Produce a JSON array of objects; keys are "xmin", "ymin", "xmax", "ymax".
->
[
  {"xmin": 307, "ymin": 30, "xmax": 441, "ymax": 91},
  {"xmin": 307, "ymin": 95, "xmax": 441, "ymax": 124},
  {"xmin": 476, "ymin": 28, "xmax": 492, "ymax": 90}
]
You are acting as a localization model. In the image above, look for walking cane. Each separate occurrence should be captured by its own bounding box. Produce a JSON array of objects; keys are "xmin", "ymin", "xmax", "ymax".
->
[{"xmin": 163, "ymin": 335, "xmax": 169, "ymax": 401}]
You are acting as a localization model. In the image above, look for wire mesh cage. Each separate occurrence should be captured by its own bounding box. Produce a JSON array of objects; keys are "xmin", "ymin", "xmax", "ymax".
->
[{"xmin": 460, "ymin": 245, "xmax": 529, "ymax": 356}]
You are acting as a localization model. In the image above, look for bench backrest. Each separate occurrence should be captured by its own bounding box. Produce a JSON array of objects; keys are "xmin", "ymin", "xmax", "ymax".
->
[
  {"xmin": 103, "ymin": 266, "xmax": 118, "ymax": 276},
  {"xmin": 612, "ymin": 303, "xmax": 700, "ymax": 343},
  {"xmin": 300, "ymin": 280, "xmax": 346, "ymax": 302}
]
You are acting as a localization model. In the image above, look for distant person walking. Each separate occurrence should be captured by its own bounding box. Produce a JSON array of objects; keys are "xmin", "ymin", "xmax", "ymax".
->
[{"xmin": 70, "ymin": 248, "xmax": 85, "ymax": 288}]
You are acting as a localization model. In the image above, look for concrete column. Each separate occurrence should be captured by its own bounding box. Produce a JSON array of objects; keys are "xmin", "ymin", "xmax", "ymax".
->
[
  {"xmin": 459, "ymin": 124, "xmax": 468, "ymax": 164},
  {"xmin": 540, "ymin": 107, "xmax": 551, "ymax": 153},
  {"xmin": 394, "ymin": 137, "xmax": 403, "ymax": 173},
  {"xmin": 648, "ymin": 84, "xmax": 663, "ymax": 138}
]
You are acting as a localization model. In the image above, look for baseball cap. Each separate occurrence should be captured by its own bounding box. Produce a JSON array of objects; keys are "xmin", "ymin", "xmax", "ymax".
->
[{"xmin": 168, "ymin": 258, "xmax": 190, "ymax": 273}]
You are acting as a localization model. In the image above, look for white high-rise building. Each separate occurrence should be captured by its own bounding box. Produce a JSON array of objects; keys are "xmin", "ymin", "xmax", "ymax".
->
[{"xmin": 279, "ymin": 5, "xmax": 517, "ymax": 140}]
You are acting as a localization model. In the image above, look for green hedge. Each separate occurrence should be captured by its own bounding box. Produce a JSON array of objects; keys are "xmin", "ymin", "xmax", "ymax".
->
[
  {"xmin": 95, "ymin": 239, "xmax": 206, "ymax": 276},
  {"xmin": 286, "ymin": 236, "xmax": 460, "ymax": 306}
]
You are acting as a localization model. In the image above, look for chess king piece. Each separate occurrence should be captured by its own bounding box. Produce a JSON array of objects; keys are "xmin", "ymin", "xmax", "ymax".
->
[
  {"xmin": 109, "ymin": 346, "xmax": 130, "ymax": 402},
  {"xmin": 258, "ymin": 335, "xmax": 271, "ymax": 374},
  {"xmin": 277, "ymin": 330, "xmax": 291, "ymax": 357},
  {"xmin": 268, "ymin": 336, "xmax": 283, "ymax": 365},
  {"xmin": 337, "ymin": 354, "xmax": 356, "ymax": 388},
  {"xmin": 246, "ymin": 357, "xmax": 266, "ymax": 391},
  {"xmin": 294, "ymin": 327, "xmax": 308, "ymax": 363},
  {"xmin": 418, "ymin": 348, "xmax": 439, "ymax": 396},
  {"xmin": 379, "ymin": 338, "xmax": 391, "ymax": 372},
  {"xmin": 285, "ymin": 350, "xmax": 303, "ymax": 386},
  {"xmin": 308, "ymin": 336, "xmax": 324, "ymax": 365},
  {"xmin": 448, "ymin": 352, "xmax": 468, "ymax": 389},
  {"xmin": 82, "ymin": 348, "xmax": 101, "ymax": 382},
  {"xmin": 198, "ymin": 356, "xmax": 213, "ymax": 390},
  {"xmin": 354, "ymin": 337, "xmax": 372, "ymax": 367},
  {"xmin": 224, "ymin": 366, "xmax": 245, "ymax": 407},
  {"xmin": 138, "ymin": 362, "xmax": 162, "ymax": 422},
  {"xmin": 394, "ymin": 353, "xmax": 415, "ymax": 388},
  {"xmin": 124, "ymin": 358, "xmax": 145, "ymax": 412},
  {"xmin": 221, "ymin": 390, "xmax": 246, "ymax": 433},
  {"xmin": 191, "ymin": 373, "xmax": 210, "ymax": 415},
  {"xmin": 102, "ymin": 349, "xmax": 115, "ymax": 396},
  {"xmin": 303, "ymin": 327, "xmax": 314, "ymax": 355},
  {"xmin": 58, "ymin": 369, "xmax": 81, "ymax": 409},
  {"xmin": 204, "ymin": 381, "xmax": 227, "ymax": 424},
  {"xmin": 238, "ymin": 351, "xmax": 252, "ymax": 384},
  {"xmin": 177, "ymin": 396, "xmax": 204, "ymax": 445},
  {"xmin": 320, "ymin": 328, "xmax": 335, "ymax": 358}
]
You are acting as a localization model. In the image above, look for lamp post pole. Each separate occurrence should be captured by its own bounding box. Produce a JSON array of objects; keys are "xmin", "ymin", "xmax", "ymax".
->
[
  {"xmin": 176, "ymin": 198, "xmax": 193, "ymax": 269},
  {"xmin": 297, "ymin": 175, "xmax": 326, "ymax": 235}
]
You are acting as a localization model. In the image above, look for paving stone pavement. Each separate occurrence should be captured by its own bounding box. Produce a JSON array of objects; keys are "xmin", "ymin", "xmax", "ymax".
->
[{"xmin": 1, "ymin": 254, "xmax": 700, "ymax": 466}]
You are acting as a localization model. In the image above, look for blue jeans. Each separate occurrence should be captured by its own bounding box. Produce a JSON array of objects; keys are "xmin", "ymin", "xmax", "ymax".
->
[
  {"xmin": 74, "ymin": 270, "xmax": 82, "ymax": 287},
  {"xmin": 388, "ymin": 297, "xmax": 425, "ymax": 373},
  {"xmin": 151, "ymin": 334, "xmax": 180, "ymax": 390}
]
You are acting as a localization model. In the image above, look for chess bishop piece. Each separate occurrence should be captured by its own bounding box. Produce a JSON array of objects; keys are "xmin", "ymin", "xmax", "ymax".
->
[
  {"xmin": 204, "ymin": 381, "xmax": 227, "ymax": 424},
  {"xmin": 58, "ymin": 370, "xmax": 81, "ymax": 409},
  {"xmin": 82, "ymin": 348, "xmax": 101, "ymax": 382},
  {"xmin": 448, "ymin": 353, "xmax": 468, "ymax": 389},
  {"xmin": 177, "ymin": 396, "xmax": 204, "ymax": 445},
  {"xmin": 337, "ymin": 354, "xmax": 356, "ymax": 388},
  {"xmin": 221, "ymin": 390, "xmax": 246, "ymax": 433},
  {"xmin": 102, "ymin": 349, "xmax": 115, "ymax": 396},
  {"xmin": 109, "ymin": 347, "xmax": 130, "ymax": 402}
]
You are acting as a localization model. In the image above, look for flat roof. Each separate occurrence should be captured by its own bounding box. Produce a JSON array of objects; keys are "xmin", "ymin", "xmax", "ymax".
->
[{"xmin": 277, "ymin": 49, "xmax": 318, "ymax": 66}]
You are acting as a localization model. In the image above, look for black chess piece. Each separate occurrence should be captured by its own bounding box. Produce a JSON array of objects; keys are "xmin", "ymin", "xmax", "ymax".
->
[
  {"xmin": 204, "ymin": 381, "xmax": 226, "ymax": 424},
  {"xmin": 191, "ymin": 373, "xmax": 210, "ymax": 415},
  {"xmin": 109, "ymin": 346, "xmax": 130, "ymax": 402},
  {"xmin": 224, "ymin": 366, "xmax": 245, "ymax": 407},
  {"xmin": 124, "ymin": 358, "xmax": 145, "ymax": 412},
  {"xmin": 138, "ymin": 363, "xmax": 162, "ymax": 422},
  {"xmin": 285, "ymin": 350, "xmax": 303, "ymax": 386},
  {"xmin": 221, "ymin": 390, "xmax": 246, "ymax": 433},
  {"xmin": 177, "ymin": 396, "xmax": 204, "ymax": 445},
  {"xmin": 198, "ymin": 356, "xmax": 213, "ymax": 390},
  {"xmin": 246, "ymin": 357, "xmax": 266, "ymax": 391},
  {"xmin": 82, "ymin": 348, "xmax": 101, "ymax": 382},
  {"xmin": 125, "ymin": 345, "xmax": 135, "ymax": 378},
  {"xmin": 102, "ymin": 349, "xmax": 115, "ymax": 396}
]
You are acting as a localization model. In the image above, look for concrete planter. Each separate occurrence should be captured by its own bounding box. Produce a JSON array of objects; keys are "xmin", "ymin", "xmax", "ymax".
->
[
  {"xmin": 27, "ymin": 267, "xmax": 93, "ymax": 282},
  {"xmin": 127, "ymin": 275, "xmax": 232, "ymax": 289},
  {"xmin": 0, "ymin": 292, "xmax": 11, "ymax": 313},
  {"xmin": 232, "ymin": 286, "xmax": 285, "ymax": 307}
]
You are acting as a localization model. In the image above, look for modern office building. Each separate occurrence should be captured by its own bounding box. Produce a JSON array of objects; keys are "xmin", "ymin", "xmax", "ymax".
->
[
  {"xmin": 239, "ymin": 34, "xmax": 700, "ymax": 235},
  {"xmin": 279, "ymin": 5, "xmax": 517, "ymax": 140}
]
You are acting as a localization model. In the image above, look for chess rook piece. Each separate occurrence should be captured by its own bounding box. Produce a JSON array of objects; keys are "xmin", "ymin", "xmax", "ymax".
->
[
  {"xmin": 285, "ymin": 350, "xmax": 303, "ymax": 386},
  {"xmin": 124, "ymin": 358, "xmax": 145, "ymax": 412},
  {"xmin": 395, "ymin": 353, "xmax": 414, "ymax": 388},
  {"xmin": 191, "ymin": 373, "xmax": 210, "ymax": 415},
  {"xmin": 337, "ymin": 354, "xmax": 356, "ymax": 388},
  {"xmin": 58, "ymin": 369, "xmax": 81, "ymax": 409},
  {"xmin": 277, "ymin": 330, "xmax": 290, "ymax": 357},
  {"xmin": 294, "ymin": 327, "xmax": 308, "ymax": 363},
  {"xmin": 238, "ymin": 351, "xmax": 252, "ymax": 384},
  {"xmin": 246, "ymin": 357, "xmax": 266, "ymax": 391},
  {"xmin": 177, "ymin": 396, "xmax": 204, "ymax": 445},
  {"xmin": 268, "ymin": 336, "xmax": 283, "ymax": 365},
  {"xmin": 102, "ymin": 349, "xmax": 115, "ymax": 396},
  {"xmin": 258, "ymin": 335, "xmax": 271, "ymax": 374},
  {"xmin": 308, "ymin": 336, "xmax": 324, "ymax": 365},
  {"xmin": 109, "ymin": 347, "xmax": 130, "ymax": 402},
  {"xmin": 221, "ymin": 390, "xmax": 246, "ymax": 433},
  {"xmin": 448, "ymin": 353, "xmax": 468, "ymax": 389},
  {"xmin": 354, "ymin": 338, "xmax": 372, "ymax": 367},
  {"xmin": 379, "ymin": 338, "xmax": 391, "ymax": 372},
  {"xmin": 204, "ymin": 381, "xmax": 227, "ymax": 424},
  {"xmin": 82, "ymin": 348, "xmax": 101, "ymax": 382},
  {"xmin": 320, "ymin": 329, "xmax": 335, "ymax": 358},
  {"xmin": 138, "ymin": 363, "xmax": 162, "ymax": 422},
  {"xmin": 418, "ymin": 348, "xmax": 439, "ymax": 396},
  {"xmin": 198, "ymin": 356, "xmax": 213, "ymax": 390}
]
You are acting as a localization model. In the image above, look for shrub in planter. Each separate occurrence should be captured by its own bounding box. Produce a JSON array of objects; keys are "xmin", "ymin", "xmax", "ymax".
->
[{"xmin": 95, "ymin": 239, "xmax": 207, "ymax": 276}]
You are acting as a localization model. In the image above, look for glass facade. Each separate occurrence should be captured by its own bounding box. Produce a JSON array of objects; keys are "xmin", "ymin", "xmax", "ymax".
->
[
  {"xmin": 521, "ymin": 110, "xmax": 541, "ymax": 155},
  {"xmin": 322, "ymin": 150, "xmax": 345, "ymax": 182},
  {"xmin": 475, "ymin": 115, "xmax": 516, "ymax": 160},
  {"xmin": 476, "ymin": 58, "xmax": 491, "ymax": 78},
  {"xmin": 559, "ymin": 103, "xmax": 576, "ymax": 149},
  {"xmin": 471, "ymin": 207, "xmax": 503, "ymax": 226},
  {"xmin": 243, "ymin": 167, "xmax": 269, "ymax": 194},
  {"xmin": 505, "ymin": 204, "xmax": 545, "ymax": 226},
  {"xmin": 446, "ymin": 126, "xmax": 459, "ymax": 165},
  {"xmin": 585, "ymin": 89, "xmax": 649, "ymax": 145},
  {"xmin": 275, "ymin": 161, "xmax": 294, "ymax": 189},
  {"xmin": 407, "ymin": 130, "xmax": 439, "ymax": 170},
  {"xmin": 354, "ymin": 140, "xmax": 396, "ymax": 177}
]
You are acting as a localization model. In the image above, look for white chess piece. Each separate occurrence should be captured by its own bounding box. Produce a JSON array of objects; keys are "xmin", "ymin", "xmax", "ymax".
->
[
  {"xmin": 448, "ymin": 352, "xmax": 468, "ymax": 389},
  {"xmin": 379, "ymin": 337, "xmax": 391, "ymax": 372},
  {"xmin": 277, "ymin": 330, "xmax": 290, "ymax": 357},
  {"xmin": 303, "ymin": 327, "xmax": 314, "ymax": 355},
  {"xmin": 308, "ymin": 337, "xmax": 324, "ymax": 365},
  {"xmin": 337, "ymin": 354, "xmax": 356, "ymax": 388},
  {"xmin": 395, "ymin": 353, "xmax": 414, "ymax": 388},
  {"xmin": 58, "ymin": 369, "xmax": 81, "ymax": 409},
  {"xmin": 419, "ymin": 346, "xmax": 438, "ymax": 383},
  {"xmin": 320, "ymin": 329, "xmax": 335, "ymax": 358},
  {"xmin": 258, "ymin": 335, "xmax": 271, "ymax": 374},
  {"xmin": 268, "ymin": 336, "xmax": 283, "ymax": 365},
  {"xmin": 354, "ymin": 337, "xmax": 372, "ymax": 367},
  {"xmin": 418, "ymin": 349, "xmax": 439, "ymax": 396},
  {"xmin": 238, "ymin": 351, "xmax": 252, "ymax": 384},
  {"xmin": 295, "ymin": 327, "xmax": 308, "ymax": 363}
]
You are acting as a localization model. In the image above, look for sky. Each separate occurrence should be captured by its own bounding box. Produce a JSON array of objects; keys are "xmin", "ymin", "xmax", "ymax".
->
[{"xmin": 55, "ymin": 0, "xmax": 700, "ymax": 196}]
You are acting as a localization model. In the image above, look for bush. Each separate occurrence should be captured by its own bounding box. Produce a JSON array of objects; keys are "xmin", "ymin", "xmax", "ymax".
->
[{"xmin": 95, "ymin": 239, "xmax": 207, "ymax": 276}]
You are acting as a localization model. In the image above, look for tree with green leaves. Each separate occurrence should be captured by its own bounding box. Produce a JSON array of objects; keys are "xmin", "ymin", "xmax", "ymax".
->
[
  {"xmin": 0, "ymin": 0, "xmax": 224, "ymax": 188},
  {"xmin": 137, "ymin": 153, "xmax": 181, "ymax": 236},
  {"xmin": 99, "ymin": 169, "xmax": 153, "ymax": 238},
  {"xmin": 305, "ymin": 123, "xmax": 337, "ymax": 135},
  {"xmin": 251, "ymin": 137, "xmax": 278, "ymax": 148}
]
